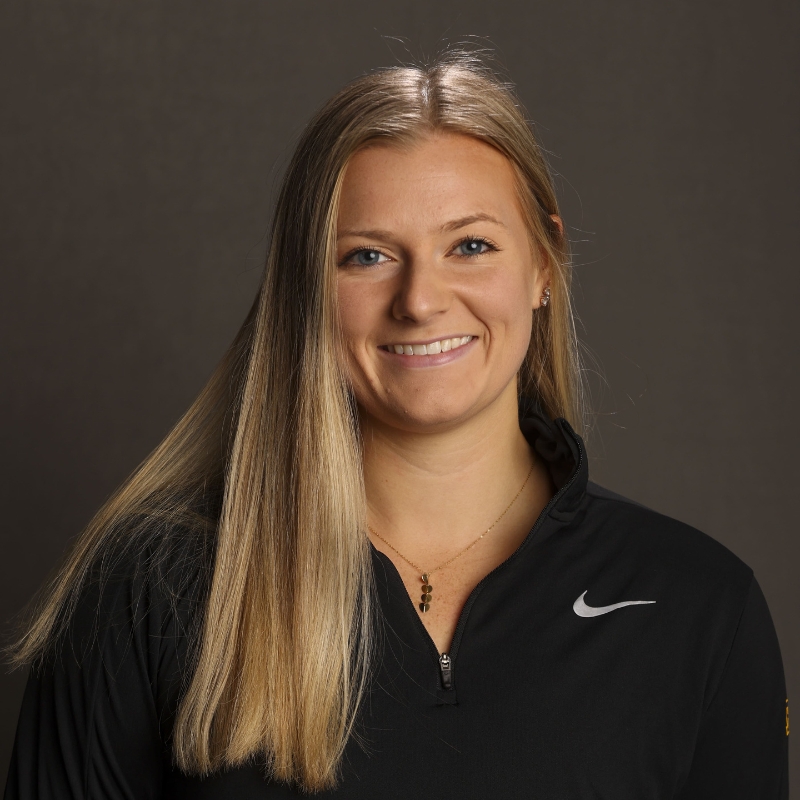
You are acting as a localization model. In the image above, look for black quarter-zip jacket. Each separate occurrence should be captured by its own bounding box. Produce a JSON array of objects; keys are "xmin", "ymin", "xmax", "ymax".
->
[{"xmin": 5, "ymin": 404, "xmax": 789, "ymax": 799}]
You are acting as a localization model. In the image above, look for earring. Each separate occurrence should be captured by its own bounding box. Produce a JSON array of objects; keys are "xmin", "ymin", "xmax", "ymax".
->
[{"xmin": 541, "ymin": 286, "xmax": 551, "ymax": 307}]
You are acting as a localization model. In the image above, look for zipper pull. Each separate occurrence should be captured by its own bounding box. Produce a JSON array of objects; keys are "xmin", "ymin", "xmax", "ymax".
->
[{"xmin": 439, "ymin": 652, "xmax": 453, "ymax": 690}]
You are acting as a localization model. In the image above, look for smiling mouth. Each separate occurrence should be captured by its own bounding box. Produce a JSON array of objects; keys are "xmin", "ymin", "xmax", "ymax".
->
[{"xmin": 379, "ymin": 336, "xmax": 474, "ymax": 356}]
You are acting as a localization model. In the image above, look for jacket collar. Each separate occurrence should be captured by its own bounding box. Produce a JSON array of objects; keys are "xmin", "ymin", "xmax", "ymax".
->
[{"xmin": 518, "ymin": 395, "xmax": 588, "ymax": 514}]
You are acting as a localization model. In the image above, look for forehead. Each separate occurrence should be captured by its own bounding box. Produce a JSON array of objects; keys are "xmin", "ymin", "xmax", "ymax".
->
[{"xmin": 338, "ymin": 132, "xmax": 525, "ymax": 232}]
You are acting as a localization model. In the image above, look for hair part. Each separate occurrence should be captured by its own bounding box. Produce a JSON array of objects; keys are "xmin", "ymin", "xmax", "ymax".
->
[{"xmin": 9, "ymin": 50, "xmax": 584, "ymax": 792}]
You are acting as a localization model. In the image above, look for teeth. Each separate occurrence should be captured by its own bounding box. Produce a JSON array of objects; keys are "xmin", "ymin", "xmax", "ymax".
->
[{"xmin": 386, "ymin": 336, "xmax": 473, "ymax": 356}]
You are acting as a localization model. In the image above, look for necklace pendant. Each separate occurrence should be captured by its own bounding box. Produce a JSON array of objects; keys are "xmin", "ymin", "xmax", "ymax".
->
[{"xmin": 419, "ymin": 574, "xmax": 433, "ymax": 613}]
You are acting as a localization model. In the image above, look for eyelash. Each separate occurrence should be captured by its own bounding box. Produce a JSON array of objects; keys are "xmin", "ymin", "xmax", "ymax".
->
[
  {"xmin": 339, "ymin": 236, "xmax": 500, "ymax": 267},
  {"xmin": 455, "ymin": 236, "xmax": 500, "ymax": 257}
]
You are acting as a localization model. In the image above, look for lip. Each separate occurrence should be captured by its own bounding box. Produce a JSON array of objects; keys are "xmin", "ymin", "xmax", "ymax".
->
[{"xmin": 377, "ymin": 335, "xmax": 478, "ymax": 367}]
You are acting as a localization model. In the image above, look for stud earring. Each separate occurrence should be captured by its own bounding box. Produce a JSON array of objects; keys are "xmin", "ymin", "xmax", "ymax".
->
[{"xmin": 541, "ymin": 287, "xmax": 551, "ymax": 307}]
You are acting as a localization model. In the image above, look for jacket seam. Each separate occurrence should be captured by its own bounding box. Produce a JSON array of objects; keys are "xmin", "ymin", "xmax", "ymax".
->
[
  {"xmin": 585, "ymin": 482, "xmax": 648, "ymax": 510},
  {"xmin": 81, "ymin": 576, "xmax": 131, "ymax": 798},
  {"xmin": 701, "ymin": 573, "xmax": 755, "ymax": 714}
]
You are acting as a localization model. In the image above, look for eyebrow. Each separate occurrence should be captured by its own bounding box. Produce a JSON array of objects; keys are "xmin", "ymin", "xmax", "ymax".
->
[
  {"xmin": 440, "ymin": 213, "xmax": 506, "ymax": 233},
  {"xmin": 338, "ymin": 213, "xmax": 506, "ymax": 240}
]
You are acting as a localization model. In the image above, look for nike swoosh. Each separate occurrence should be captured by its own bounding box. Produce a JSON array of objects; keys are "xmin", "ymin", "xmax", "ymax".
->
[{"xmin": 573, "ymin": 590, "xmax": 656, "ymax": 617}]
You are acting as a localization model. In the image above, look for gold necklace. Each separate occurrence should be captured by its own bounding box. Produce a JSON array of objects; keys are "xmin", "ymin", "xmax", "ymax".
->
[{"xmin": 367, "ymin": 462, "xmax": 535, "ymax": 613}]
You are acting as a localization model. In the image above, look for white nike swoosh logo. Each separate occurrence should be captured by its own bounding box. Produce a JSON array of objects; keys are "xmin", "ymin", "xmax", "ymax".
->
[{"xmin": 573, "ymin": 590, "xmax": 656, "ymax": 617}]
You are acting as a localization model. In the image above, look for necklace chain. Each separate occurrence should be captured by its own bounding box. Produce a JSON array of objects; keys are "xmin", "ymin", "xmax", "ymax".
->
[{"xmin": 367, "ymin": 462, "xmax": 535, "ymax": 613}]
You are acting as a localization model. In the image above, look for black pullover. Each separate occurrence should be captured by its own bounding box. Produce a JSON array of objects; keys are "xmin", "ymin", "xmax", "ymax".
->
[{"xmin": 5, "ymin": 404, "xmax": 789, "ymax": 798}]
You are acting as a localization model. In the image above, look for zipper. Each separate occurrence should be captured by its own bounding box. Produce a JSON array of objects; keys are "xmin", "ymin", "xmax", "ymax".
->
[
  {"xmin": 427, "ymin": 421, "xmax": 585, "ymax": 690},
  {"xmin": 439, "ymin": 652, "xmax": 453, "ymax": 689}
]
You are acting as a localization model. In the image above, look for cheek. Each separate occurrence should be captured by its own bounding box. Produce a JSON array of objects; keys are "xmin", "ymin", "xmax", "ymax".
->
[
  {"xmin": 479, "ymin": 269, "xmax": 536, "ymax": 343},
  {"xmin": 336, "ymin": 281, "xmax": 372, "ymax": 348},
  {"xmin": 497, "ymin": 296, "xmax": 535, "ymax": 365}
]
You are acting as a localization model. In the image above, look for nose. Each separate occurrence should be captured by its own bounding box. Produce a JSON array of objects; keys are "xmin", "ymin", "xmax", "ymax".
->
[{"xmin": 391, "ymin": 257, "xmax": 452, "ymax": 324}]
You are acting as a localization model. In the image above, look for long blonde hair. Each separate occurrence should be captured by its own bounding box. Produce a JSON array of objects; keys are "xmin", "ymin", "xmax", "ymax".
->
[{"xmin": 10, "ymin": 52, "xmax": 582, "ymax": 792}]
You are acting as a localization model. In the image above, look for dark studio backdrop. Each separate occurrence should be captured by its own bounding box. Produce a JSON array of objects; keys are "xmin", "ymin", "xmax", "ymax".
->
[{"xmin": 1, "ymin": 0, "xmax": 798, "ymax": 788}]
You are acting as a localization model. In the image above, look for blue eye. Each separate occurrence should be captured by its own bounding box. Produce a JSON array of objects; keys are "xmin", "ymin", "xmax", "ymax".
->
[
  {"xmin": 457, "ymin": 238, "xmax": 491, "ymax": 256},
  {"xmin": 346, "ymin": 249, "xmax": 388, "ymax": 267}
]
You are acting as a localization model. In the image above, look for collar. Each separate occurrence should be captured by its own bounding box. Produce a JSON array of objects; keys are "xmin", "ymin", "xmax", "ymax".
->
[{"xmin": 518, "ymin": 395, "xmax": 588, "ymax": 515}]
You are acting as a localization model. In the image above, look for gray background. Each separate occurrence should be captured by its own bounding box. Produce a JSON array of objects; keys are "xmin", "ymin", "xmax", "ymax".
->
[{"xmin": 1, "ymin": 0, "xmax": 797, "ymax": 789}]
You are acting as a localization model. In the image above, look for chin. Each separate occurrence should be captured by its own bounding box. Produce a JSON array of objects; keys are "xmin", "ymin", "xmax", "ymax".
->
[{"xmin": 367, "ymin": 389, "xmax": 485, "ymax": 432}]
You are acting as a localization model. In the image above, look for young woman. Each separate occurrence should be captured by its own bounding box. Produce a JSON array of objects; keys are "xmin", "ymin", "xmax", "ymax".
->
[{"xmin": 5, "ymin": 54, "xmax": 788, "ymax": 798}]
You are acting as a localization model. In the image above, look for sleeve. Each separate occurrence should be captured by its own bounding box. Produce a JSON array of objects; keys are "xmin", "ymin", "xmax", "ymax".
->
[
  {"xmin": 3, "ymin": 551, "xmax": 192, "ymax": 800},
  {"xmin": 678, "ymin": 576, "xmax": 789, "ymax": 799}
]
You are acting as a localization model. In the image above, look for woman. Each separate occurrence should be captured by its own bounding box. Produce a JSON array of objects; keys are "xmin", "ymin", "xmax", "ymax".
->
[{"xmin": 5, "ymin": 54, "xmax": 788, "ymax": 798}]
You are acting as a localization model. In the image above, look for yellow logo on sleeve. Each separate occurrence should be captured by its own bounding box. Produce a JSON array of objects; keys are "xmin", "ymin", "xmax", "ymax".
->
[{"xmin": 786, "ymin": 698, "xmax": 790, "ymax": 737}]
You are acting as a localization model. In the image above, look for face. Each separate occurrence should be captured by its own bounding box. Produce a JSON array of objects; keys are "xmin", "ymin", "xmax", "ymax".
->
[{"xmin": 336, "ymin": 132, "xmax": 549, "ymax": 432}]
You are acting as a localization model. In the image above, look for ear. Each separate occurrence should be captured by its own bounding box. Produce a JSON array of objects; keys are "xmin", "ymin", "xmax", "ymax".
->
[{"xmin": 549, "ymin": 214, "xmax": 564, "ymax": 237}]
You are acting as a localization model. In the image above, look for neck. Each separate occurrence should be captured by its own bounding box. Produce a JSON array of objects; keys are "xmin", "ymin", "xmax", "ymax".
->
[{"xmin": 360, "ymin": 386, "xmax": 540, "ymax": 560}]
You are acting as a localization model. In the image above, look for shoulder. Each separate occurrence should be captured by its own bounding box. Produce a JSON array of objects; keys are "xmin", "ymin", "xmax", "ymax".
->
[
  {"xmin": 582, "ymin": 480, "xmax": 752, "ymax": 591},
  {"xmin": 49, "ymin": 508, "xmax": 216, "ymax": 675},
  {"xmin": 575, "ymin": 483, "xmax": 773, "ymax": 711},
  {"xmin": 576, "ymin": 480, "xmax": 756, "ymax": 663},
  {"xmin": 28, "ymin": 507, "xmax": 218, "ymax": 747},
  {"xmin": 10, "ymin": 512, "xmax": 217, "ymax": 795}
]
